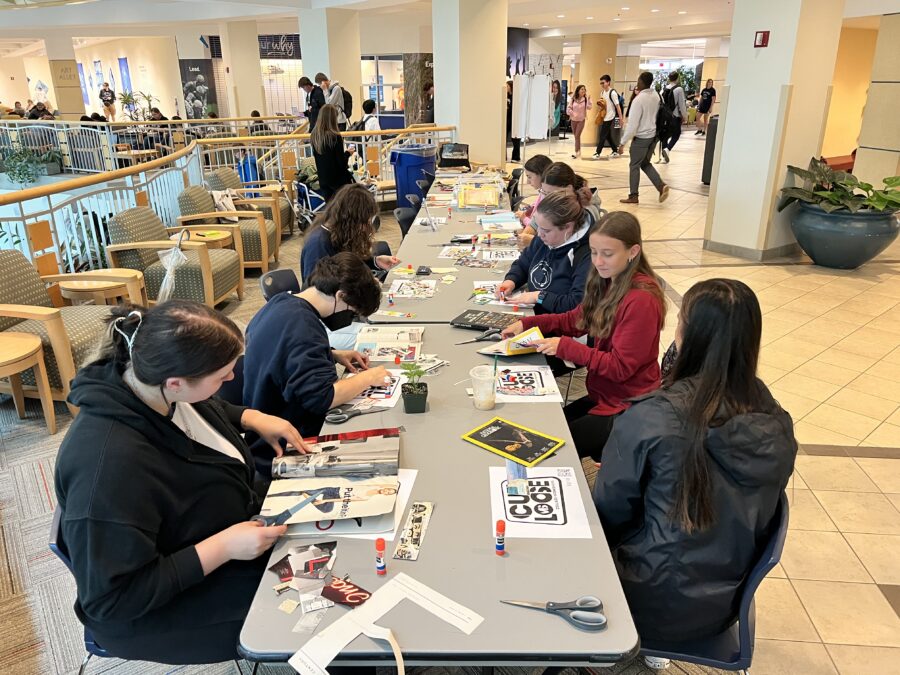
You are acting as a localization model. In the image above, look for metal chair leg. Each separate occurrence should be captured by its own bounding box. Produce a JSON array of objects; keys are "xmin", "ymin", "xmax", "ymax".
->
[
  {"xmin": 564, "ymin": 371, "xmax": 575, "ymax": 403},
  {"xmin": 77, "ymin": 652, "xmax": 93, "ymax": 675}
]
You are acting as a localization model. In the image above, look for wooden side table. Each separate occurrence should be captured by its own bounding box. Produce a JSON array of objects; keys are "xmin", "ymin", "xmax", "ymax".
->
[
  {"xmin": 169, "ymin": 229, "xmax": 234, "ymax": 250},
  {"xmin": 0, "ymin": 332, "xmax": 56, "ymax": 434},
  {"xmin": 58, "ymin": 268, "xmax": 147, "ymax": 306}
]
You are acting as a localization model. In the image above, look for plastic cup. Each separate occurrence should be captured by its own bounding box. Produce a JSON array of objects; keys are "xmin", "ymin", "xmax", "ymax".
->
[{"xmin": 470, "ymin": 365, "xmax": 496, "ymax": 411}]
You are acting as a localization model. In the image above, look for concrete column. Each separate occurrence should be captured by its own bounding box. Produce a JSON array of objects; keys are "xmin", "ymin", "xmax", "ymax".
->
[
  {"xmin": 433, "ymin": 0, "xmax": 507, "ymax": 165},
  {"xmin": 43, "ymin": 35, "xmax": 85, "ymax": 120},
  {"xmin": 705, "ymin": 0, "xmax": 845, "ymax": 261},
  {"xmin": 702, "ymin": 37, "xmax": 729, "ymax": 115},
  {"xmin": 298, "ymin": 8, "xmax": 362, "ymax": 122},
  {"xmin": 578, "ymin": 33, "xmax": 617, "ymax": 147},
  {"xmin": 615, "ymin": 41, "xmax": 642, "ymax": 101},
  {"xmin": 0, "ymin": 57, "xmax": 29, "ymax": 106},
  {"xmin": 219, "ymin": 21, "xmax": 266, "ymax": 116},
  {"xmin": 854, "ymin": 13, "xmax": 900, "ymax": 188}
]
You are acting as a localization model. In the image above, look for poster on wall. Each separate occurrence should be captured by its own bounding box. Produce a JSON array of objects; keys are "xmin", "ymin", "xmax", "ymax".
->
[
  {"xmin": 529, "ymin": 54, "xmax": 564, "ymax": 79},
  {"xmin": 92, "ymin": 60, "xmax": 103, "ymax": 92},
  {"xmin": 258, "ymin": 34, "xmax": 301, "ymax": 59},
  {"xmin": 77, "ymin": 63, "xmax": 89, "ymax": 105},
  {"xmin": 179, "ymin": 59, "xmax": 218, "ymax": 119},
  {"xmin": 506, "ymin": 28, "xmax": 529, "ymax": 79},
  {"xmin": 118, "ymin": 57, "xmax": 134, "ymax": 113}
]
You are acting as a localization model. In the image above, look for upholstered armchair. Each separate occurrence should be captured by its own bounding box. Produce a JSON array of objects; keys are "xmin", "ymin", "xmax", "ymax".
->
[
  {"xmin": 177, "ymin": 185, "xmax": 279, "ymax": 273},
  {"xmin": 205, "ymin": 167, "xmax": 295, "ymax": 235},
  {"xmin": 105, "ymin": 206, "xmax": 244, "ymax": 306}
]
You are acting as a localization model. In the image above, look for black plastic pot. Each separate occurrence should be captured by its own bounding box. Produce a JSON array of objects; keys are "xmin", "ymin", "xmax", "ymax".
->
[
  {"xmin": 790, "ymin": 202, "xmax": 899, "ymax": 269},
  {"xmin": 401, "ymin": 382, "xmax": 428, "ymax": 414}
]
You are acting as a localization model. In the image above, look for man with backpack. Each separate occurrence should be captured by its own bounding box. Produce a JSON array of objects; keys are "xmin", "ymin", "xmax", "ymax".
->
[
  {"xmin": 299, "ymin": 76, "xmax": 325, "ymax": 131},
  {"xmin": 592, "ymin": 75, "xmax": 623, "ymax": 159},
  {"xmin": 617, "ymin": 72, "xmax": 669, "ymax": 205},
  {"xmin": 315, "ymin": 72, "xmax": 351, "ymax": 131},
  {"xmin": 659, "ymin": 71, "xmax": 687, "ymax": 163}
]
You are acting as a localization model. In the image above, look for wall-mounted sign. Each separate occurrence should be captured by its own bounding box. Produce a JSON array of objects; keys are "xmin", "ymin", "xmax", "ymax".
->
[
  {"xmin": 754, "ymin": 31, "xmax": 770, "ymax": 48},
  {"xmin": 258, "ymin": 34, "xmax": 301, "ymax": 60}
]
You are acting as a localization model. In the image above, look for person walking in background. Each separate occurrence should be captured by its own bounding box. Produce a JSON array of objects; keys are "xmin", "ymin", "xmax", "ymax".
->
[
  {"xmin": 659, "ymin": 71, "xmax": 687, "ymax": 163},
  {"xmin": 422, "ymin": 82, "xmax": 434, "ymax": 124},
  {"xmin": 316, "ymin": 73, "xmax": 347, "ymax": 131},
  {"xmin": 566, "ymin": 84, "xmax": 592, "ymax": 159},
  {"xmin": 506, "ymin": 81, "xmax": 521, "ymax": 162},
  {"xmin": 696, "ymin": 78, "xmax": 716, "ymax": 136},
  {"xmin": 618, "ymin": 72, "xmax": 669, "ymax": 205},
  {"xmin": 99, "ymin": 82, "xmax": 116, "ymax": 122},
  {"xmin": 299, "ymin": 76, "xmax": 325, "ymax": 131},
  {"xmin": 593, "ymin": 75, "xmax": 623, "ymax": 159}
]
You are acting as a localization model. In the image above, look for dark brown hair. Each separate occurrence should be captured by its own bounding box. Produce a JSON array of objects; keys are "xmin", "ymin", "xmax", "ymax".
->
[
  {"xmin": 534, "ymin": 190, "xmax": 584, "ymax": 230},
  {"xmin": 308, "ymin": 252, "xmax": 382, "ymax": 317},
  {"xmin": 103, "ymin": 300, "xmax": 243, "ymax": 384},
  {"xmin": 542, "ymin": 162, "xmax": 592, "ymax": 208},
  {"xmin": 313, "ymin": 183, "xmax": 378, "ymax": 259},
  {"xmin": 298, "ymin": 76, "xmax": 312, "ymax": 88},
  {"xmin": 577, "ymin": 212, "xmax": 666, "ymax": 341},
  {"xmin": 573, "ymin": 84, "xmax": 587, "ymax": 100},
  {"xmin": 523, "ymin": 154, "xmax": 552, "ymax": 176}
]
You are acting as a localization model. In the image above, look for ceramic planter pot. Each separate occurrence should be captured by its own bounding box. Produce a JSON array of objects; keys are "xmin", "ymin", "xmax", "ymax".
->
[
  {"xmin": 790, "ymin": 202, "xmax": 899, "ymax": 269},
  {"xmin": 401, "ymin": 382, "xmax": 428, "ymax": 414}
]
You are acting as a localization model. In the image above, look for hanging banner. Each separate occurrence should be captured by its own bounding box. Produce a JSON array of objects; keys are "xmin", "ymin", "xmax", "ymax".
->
[
  {"xmin": 506, "ymin": 28, "xmax": 529, "ymax": 79},
  {"xmin": 258, "ymin": 34, "xmax": 301, "ymax": 60},
  {"xmin": 179, "ymin": 59, "xmax": 218, "ymax": 119},
  {"xmin": 76, "ymin": 63, "xmax": 90, "ymax": 105}
]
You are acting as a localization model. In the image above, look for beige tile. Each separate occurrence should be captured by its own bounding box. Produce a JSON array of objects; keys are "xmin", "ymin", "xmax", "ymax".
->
[
  {"xmin": 855, "ymin": 457, "xmax": 900, "ymax": 493},
  {"xmin": 781, "ymin": 530, "xmax": 873, "ymax": 582},
  {"xmin": 790, "ymin": 471, "xmax": 809, "ymax": 490},
  {"xmin": 770, "ymin": 389, "xmax": 821, "ymax": 420},
  {"xmin": 826, "ymin": 645, "xmax": 900, "ymax": 675},
  {"xmin": 788, "ymin": 319, "xmax": 861, "ymax": 348},
  {"xmin": 883, "ymin": 346, "xmax": 900, "ymax": 366},
  {"xmin": 764, "ymin": 307, "xmax": 818, "ymax": 328},
  {"xmin": 867, "ymin": 314, "xmax": 900, "ymax": 337},
  {"xmin": 867, "ymin": 359, "xmax": 900, "ymax": 382},
  {"xmin": 861, "ymin": 422, "xmax": 900, "ymax": 448},
  {"xmin": 780, "ymin": 294, "xmax": 846, "ymax": 316},
  {"xmin": 788, "ymin": 489, "xmax": 838, "ymax": 532},
  {"xmin": 816, "ymin": 348, "xmax": 879, "ymax": 373},
  {"xmin": 888, "ymin": 493, "xmax": 900, "ymax": 510},
  {"xmin": 826, "ymin": 388, "xmax": 899, "ymax": 422},
  {"xmin": 792, "ymin": 361, "xmax": 863, "ymax": 387},
  {"xmin": 793, "ymin": 580, "xmax": 900, "ymax": 647},
  {"xmin": 778, "ymin": 275, "xmax": 835, "ymax": 291},
  {"xmin": 758, "ymin": 363, "xmax": 788, "ymax": 387},
  {"xmin": 795, "ymin": 456, "xmax": 879, "ymax": 492},
  {"xmin": 836, "ymin": 293, "xmax": 899, "ymax": 318},
  {"xmin": 762, "ymin": 317, "xmax": 807, "ymax": 346},
  {"xmin": 774, "ymin": 373, "xmax": 842, "ymax": 403},
  {"xmin": 765, "ymin": 336, "xmax": 828, "ymax": 361},
  {"xmin": 793, "ymin": 421, "xmax": 861, "ymax": 447},
  {"xmin": 754, "ymin": 578, "xmax": 822, "ymax": 642},
  {"xmin": 801, "ymin": 405, "xmax": 883, "ymax": 442},
  {"xmin": 847, "ymin": 374, "xmax": 900, "ymax": 404},
  {"xmin": 844, "ymin": 534, "xmax": 900, "ymax": 585},
  {"xmin": 751, "ymin": 640, "xmax": 839, "ymax": 675},
  {"xmin": 769, "ymin": 562, "xmax": 787, "ymax": 578},
  {"xmin": 815, "ymin": 491, "xmax": 900, "ymax": 535},
  {"xmin": 760, "ymin": 349, "xmax": 814, "ymax": 372},
  {"xmin": 820, "ymin": 307, "xmax": 878, "ymax": 327},
  {"xmin": 835, "ymin": 328, "xmax": 900, "ymax": 360}
]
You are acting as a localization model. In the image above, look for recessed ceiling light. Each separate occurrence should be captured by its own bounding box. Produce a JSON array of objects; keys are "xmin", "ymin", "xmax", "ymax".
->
[
  {"xmin": 651, "ymin": 8, "xmax": 660, "ymax": 12},
  {"xmin": 557, "ymin": 14, "xmax": 565, "ymax": 18},
  {"xmin": 621, "ymin": 6, "xmax": 630, "ymax": 10},
  {"xmin": 523, "ymin": 23, "xmax": 529, "ymax": 26},
  {"xmin": 586, "ymin": 16, "xmax": 594, "ymax": 20},
  {"xmin": 613, "ymin": 17, "xmax": 621, "ymax": 21},
  {"xmin": 678, "ymin": 10, "xmax": 687, "ymax": 14},
  {"xmin": 541, "ymin": 25, "xmax": 548, "ymax": 28}
]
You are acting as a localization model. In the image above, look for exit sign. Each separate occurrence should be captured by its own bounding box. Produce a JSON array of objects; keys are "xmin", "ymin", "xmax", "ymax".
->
[{"xmin": 754, "ymin": 31, "xmax": 770, "ymax": 48}]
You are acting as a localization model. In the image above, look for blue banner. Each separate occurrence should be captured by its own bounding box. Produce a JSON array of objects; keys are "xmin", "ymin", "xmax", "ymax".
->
[{"xmin": 76, "ymin": 63, "xmax": 89, "ymax": 105}]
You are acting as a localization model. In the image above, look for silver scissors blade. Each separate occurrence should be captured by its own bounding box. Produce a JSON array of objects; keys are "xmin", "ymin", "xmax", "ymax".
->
[{"xmin": 500, "ymin": 600, "xmax": 547, "ymax": 610}]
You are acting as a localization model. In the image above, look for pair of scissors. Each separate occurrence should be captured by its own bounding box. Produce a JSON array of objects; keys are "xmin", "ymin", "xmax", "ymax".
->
[
  {"xmin": 325, "ymin": 403, "xmax": 388, "ymax": 424},
  {"xmin": 252, "ymin": 490, "xmax": 323, "ymax": 526},
  {"xmin": 455, "ymin": 328, "xmax": 503, "ymax": 345},
  {"xmin": 500, "ymin": 596, "xmax": 607, "ymax": 632}
]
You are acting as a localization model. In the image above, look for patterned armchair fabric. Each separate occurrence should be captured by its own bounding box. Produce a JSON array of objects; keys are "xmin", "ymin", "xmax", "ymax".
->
[
  {"xmin": 206, "ymin": 168, "xmax": 294, "ymax": 233},
  {"xmin": 0, "ymin": 250, "xmax": 53, "ymax": 331},
  {"xmin": 107, "ymin": 207, "xmax": 170, "ymax": 269},
  {"xmin": 178, "ymin": 185, "xmax": 277, "ymax": 265}
]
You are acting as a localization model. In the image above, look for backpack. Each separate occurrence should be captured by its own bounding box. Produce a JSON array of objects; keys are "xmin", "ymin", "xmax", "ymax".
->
[
  {"xmin": 340, "ymin": 88, "xmax": 353, "ymax": 119},
  {"xmin": 349, "ymin": 114, "xmax": 373, "ymax": 133},
  {"xmin": 656, "ymin": 92, "xmax": 676, "ymax": 140},
  {"xmin": 662, "ymin": 86, "xmax": 677, "ymax": 112}
]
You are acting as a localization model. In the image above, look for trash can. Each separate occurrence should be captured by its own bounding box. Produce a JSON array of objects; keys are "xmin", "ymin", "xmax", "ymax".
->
[
  {"xmin": 701, "ymin": 115, "xmax": 719, "ymax": 186},
  {"xmin": 390, "ymin": 144, "xmax": 437, "ymax": 209}
]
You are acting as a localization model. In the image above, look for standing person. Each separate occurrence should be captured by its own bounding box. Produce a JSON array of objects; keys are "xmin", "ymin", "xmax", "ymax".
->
[
  {"xmin": 550, "ymin": 80, "xmax": 562, "ymax": 133},
  {"xmin": 593, "ymin": 75, "xmax": 623, "ymax": 159},
  {"xmin": 625, "ymin": 84, "xmax": 639, "ymax": 116},
  {"xmin": 696, "ymin": 78, "xmax": 717, "ymax": 135},
  {"xmin": 299, "ymin": 76, "xmax": 325, "ymax": 131},
  {"xmin": 506, "ymin": 81, "xmax": 521, "ymax": 162},
  {"xmin": 501, "ymin": 212, "xmax": 665, "ymax": 463},
  {"xmin": 422, "ymin": 82, "xmax": 434, "ymax": 124},
  {"xmin": 310, "ymin": 104, "xmax": 355, "ymax": 202},
  {"xmin": 360, "ymin": 99, "xmax": 380, "ymax": 133},
  {"xmin": 618, "ymin": 72, "xmax": 669, "ymax": 205},
  {"xmin": 659, "ymin": 71, "xmax": 687, "ymax": 162},
  {"xmin": 566, "ymin": 84, "xmax": 592, "ymax": 159},
  {"xmin": 594, "ymin": 279, "xmax": 796, "ymax": 668},
  {"xmin": 315, "ymin": 73, "xmax": 347, "ymax": 130},
  {"xmin": 99, "ymin": 82, "xmax": 116, "ymax": 122},
  {"xmin": 54, "ymin": 300, "xmax": 308, "ymax": 664}
]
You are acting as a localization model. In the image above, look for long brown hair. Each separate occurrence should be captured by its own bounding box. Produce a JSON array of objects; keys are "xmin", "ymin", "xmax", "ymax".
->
[
  {"xmin": 313, "ymin": 183, "xmax": 377, "ymax": 259},
  {"xmin": 542, "ymin": 162, "xmax": 592, "ymax": 208},
  {"xmin": 577, "ymin": 212, "xmax": 666, "ymax": 340},
  {"xmin": 310, "ymin": 104, "xmax": 341, "ymax": 154},
  {"xmin": 534, "ymin": 190, "xmax": 584, "ymax": 231}
]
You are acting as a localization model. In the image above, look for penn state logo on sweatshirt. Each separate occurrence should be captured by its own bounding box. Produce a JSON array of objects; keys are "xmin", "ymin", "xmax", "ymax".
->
[{"xmin": 529, "ymin": 249, "xmax": 577, "ymax": 290}]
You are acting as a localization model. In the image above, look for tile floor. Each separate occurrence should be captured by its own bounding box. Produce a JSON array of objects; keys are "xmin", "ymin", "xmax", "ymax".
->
[{"xmin": 1, "ymin": 130, "xmax": 899, "ymax": 674}]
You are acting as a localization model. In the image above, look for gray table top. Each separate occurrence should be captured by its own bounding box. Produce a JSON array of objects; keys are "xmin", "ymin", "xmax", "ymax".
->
[{"xmin": 239, "ymin": 324, "xmax": 639, "ymax": 666}]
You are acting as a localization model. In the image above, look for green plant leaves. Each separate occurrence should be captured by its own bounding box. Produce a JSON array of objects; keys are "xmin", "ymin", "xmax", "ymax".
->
[{"xmin": 780, "ymin": 157, "xmax": 898, "ymax": 214}]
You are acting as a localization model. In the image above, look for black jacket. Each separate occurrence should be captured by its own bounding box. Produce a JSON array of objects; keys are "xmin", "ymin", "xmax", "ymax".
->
[
  {"xmin": 593, "ymin": 378, "xmax": 796, "ymax": 643},
  {"xmin": 313, "ymin": 135, "xmax": 354, "ymax": 201},
  {"xmin": 54, "ymin": 359, "xmax": 263, "ymax": 639},
  {"xmin": 308, "ymin": 86, "xmax": 326, "ymax": 130}
]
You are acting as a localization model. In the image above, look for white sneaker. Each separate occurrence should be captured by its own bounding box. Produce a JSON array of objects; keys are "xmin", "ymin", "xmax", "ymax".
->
[
  {"xmin": 592, "ymin": 153, "xmax": 600, "ymax": 159},
  {"xmin": 610, "ymin": 152, "xmax": 620, "ymax": 158},
  {"xmin": 644, "ymin": 656, "xmax": 671, "ymax": 670}
]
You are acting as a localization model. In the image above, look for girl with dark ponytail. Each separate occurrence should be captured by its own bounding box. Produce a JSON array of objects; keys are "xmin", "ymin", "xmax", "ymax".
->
[
  {"xmin": 55, "ymin": 300, "xmax": 308, "ymax": 664},
  {"xmin": 593, "ymin": 278, "xmax": 797, "ymax": 650}
]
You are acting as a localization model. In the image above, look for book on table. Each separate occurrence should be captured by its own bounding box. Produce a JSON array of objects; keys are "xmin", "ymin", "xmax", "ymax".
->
[
  {"xmin": 451, "ymin": 308, "xmax": 522, "ymax": 331},
  {"xmin": 354, "ymin": 325, "xmax": 425, "ymax": 362},
  {"xmin": 462, "ymin": 417, "xmax": 565, "ymax": 467},
  {"xmin": 478, "ymin": 327, "xmax": 544, "ymax": 356}
]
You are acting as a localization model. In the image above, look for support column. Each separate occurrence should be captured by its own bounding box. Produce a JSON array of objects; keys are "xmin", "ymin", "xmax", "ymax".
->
[
  {"xmin": 706, "ymin": 0, "xmax": 845, "ymax": 260},
  {"xmin": 701, "ymin": 37, "xmax": 729, "ymax": 115},
  {"xmin": 298, "ymin": 8, "xmax": 362, "ymax": 123},
  {"xmin": 433, "ymin": 0, "xmax": 507, "ymax": 166},
  {"xmin": 614, "ymin": 41, "xmax": 642, "ymax": 102},
  {"xmin": 0, "ymin": 57, "xmax": 29, "ymax": 106},
  {"xmin": 854, "ymin": 13, "xmax": 900, "ymax": 188},
  {"xmin": 43, "ymin": 35, "xmax": 85, "ymax": 120},
  {"xmin": 578, "ymin": 33, "xmax": 617, "ymax": 147},
  {"xmin": 174, "ymin": 29, "xmax": 210, "ymax": 60},
  {"xmin": 219, "ymin": 21, "xmax": 266, "ymax": 116}
]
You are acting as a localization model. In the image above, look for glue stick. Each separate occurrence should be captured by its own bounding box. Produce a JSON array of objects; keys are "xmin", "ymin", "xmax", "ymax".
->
[
  {"xmin": 376, "ymin": 538, "xmax": 386, "ymax": 575},
  {"xmin": 495, "ymin": 520, "xmax": 506, "ymax": 556}
]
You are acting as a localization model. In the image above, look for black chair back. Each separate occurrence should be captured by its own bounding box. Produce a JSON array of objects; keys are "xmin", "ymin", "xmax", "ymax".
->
[
  {"xmin": 394, "ymin": 207, "xmax": 417, "ymax": 238},
  {"xmin": 406, "ymin": 193, "xmax": 421, "ymax": 210},
  {"xmin": 259, "ymin": 269, "xmax": 300, "ymax": 301}
]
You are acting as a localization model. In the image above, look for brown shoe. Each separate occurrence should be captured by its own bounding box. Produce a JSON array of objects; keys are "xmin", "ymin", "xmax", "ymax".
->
[
  {"xmin": 619, "ymin": 196, "xmax": 639, "ymax": 204},
  {"xmin": 658, "ymin": 185, "xmax": 670, "ymax": 203}
]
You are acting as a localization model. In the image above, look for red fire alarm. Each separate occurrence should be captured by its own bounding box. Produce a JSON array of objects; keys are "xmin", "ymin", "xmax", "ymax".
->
[{"xmin": 754, "ymin": 31, "xmax": 770, "ymax": 48}]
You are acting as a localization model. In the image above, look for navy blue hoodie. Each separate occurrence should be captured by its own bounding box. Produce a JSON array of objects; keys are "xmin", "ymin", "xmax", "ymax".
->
[{"xmin": 504, "ymin": 215, "xmax": 592, "ymax": 314}]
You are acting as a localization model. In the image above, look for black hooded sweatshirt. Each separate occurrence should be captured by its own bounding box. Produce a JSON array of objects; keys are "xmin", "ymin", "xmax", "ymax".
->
[
  {"xmin": 54, "ymin": 358, "xmax": 264, "ymax": 640},
  {"xmin": 593, "ymin": 378, "xmax": 797, "ymax": 643}
]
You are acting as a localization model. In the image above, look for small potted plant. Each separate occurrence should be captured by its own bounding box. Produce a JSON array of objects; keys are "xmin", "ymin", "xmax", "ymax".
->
[
  {"xmin": 2, "ymin": 148, "xmax": 43, "ymax": 185},
  {"xmin": 400, "ymin": 362, "xmax": 428, "ymax": 414},
  {"xmin": 39, "ymin": 149, "xmax": 63, "ymax": 175}
]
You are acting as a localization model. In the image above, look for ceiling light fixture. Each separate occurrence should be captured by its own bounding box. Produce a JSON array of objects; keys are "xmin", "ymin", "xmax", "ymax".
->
[
  {"xmin": 678, "ymin": 10, "xmax": 687, "ymax": 14},
  {"xmin": 586, "ymin": 16, "xmax": 594, "ymax": 20},
  {"xmin": 557, "ymin": 14, "xmax": 565, "ymax": 18},
  {"xmin": 523, "ymin": 22, "xmax": 529, "ymax": 26},
  {"xmin": 651, "ymin": 8, "xmax": 660, "ymax": 12},
  {"xmin": 541, "ymin": 25, "xmax": 548, "ymax": 28},
  {"xmin": 621, "ymin": 6, "xmax": 630, "ymax": 10},
  {"xmin": 613, "ymin": 17, "xmax": 621, "ymax": 21}
]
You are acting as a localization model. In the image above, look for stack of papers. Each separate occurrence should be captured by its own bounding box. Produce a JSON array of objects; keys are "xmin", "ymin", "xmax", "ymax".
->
[
  {"xmin": 477, "ymin": 212, "xmax": 520, "ymax": 232},
  {"xmin": 355, "ymin": 325, "xmax": 425, "ymax": 362}
]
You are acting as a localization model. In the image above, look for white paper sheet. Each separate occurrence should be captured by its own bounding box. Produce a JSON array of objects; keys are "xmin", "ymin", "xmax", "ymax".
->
[
  {"xmin": 494, "ymin": 365, "xmax": 564, "ymax": 403},
  {"xmin": 346, "ymin": 369, "xmax": 406, "ymax": 408},
  {"xmin": 439, "ymin": 245, "xmax": 479, "ymax": 259},
  {"xmin": 488, "ymin": 466, "xmax": 592, "ymax": 539}
]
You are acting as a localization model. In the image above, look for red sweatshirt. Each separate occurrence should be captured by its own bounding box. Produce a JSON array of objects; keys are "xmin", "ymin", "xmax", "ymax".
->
[{"xmin": 521, "ymin": 273, "xmax": 663, "ymax": 415}]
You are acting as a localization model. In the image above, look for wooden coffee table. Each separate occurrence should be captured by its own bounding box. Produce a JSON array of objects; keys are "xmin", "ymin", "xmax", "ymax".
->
[
  {"xmin": 0, "ymin": 332, "xmax": 56, "ymax": 434},
  {"xmin": 58, "ymin": 268, "xmax": 147, "ymax": 306}
]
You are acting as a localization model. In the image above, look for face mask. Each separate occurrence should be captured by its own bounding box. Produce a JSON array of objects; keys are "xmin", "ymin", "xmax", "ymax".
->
[{"xmin": 321, "ymin": 296, "xmax": 355, "ymax": 331}]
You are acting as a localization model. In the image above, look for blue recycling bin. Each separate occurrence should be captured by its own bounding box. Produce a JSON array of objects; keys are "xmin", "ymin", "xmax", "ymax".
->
[{"xmin": 390, "ymin": 144, "xmax": 437, "ymax": 209}]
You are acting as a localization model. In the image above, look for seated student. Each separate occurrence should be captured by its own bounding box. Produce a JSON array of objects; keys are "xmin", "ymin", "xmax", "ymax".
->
[
  {"xmin": 242, "ymin": 253, "xmax": 390, "ymax": 467},
  {"xmin": 311, "ymin": 103, "xmax": 356, "ymax": 201},
  {"xmin": 593, "ymin": 279, "xmax": 797, "ymax": 668},
  {"xmin": 501, "ymin": 212, "xmax": 665, "ymax": 462},
  {"xmin": 54, "ymin": 300, "xmax": 307, "ymax": 664},
  {"xmin": 519, "ymin": 162, "xmax": 602, "ymax": 249},
  {"xmin": 514, "ymin": 153, "xmax": 553, "ymax": 246},
  {"xmin": 496, "ymin": 191, "xmax": 592, "ymax": 315},
  {"xmin": 249, "ymin": 109, "xmax": 272, "ymax": 135}
]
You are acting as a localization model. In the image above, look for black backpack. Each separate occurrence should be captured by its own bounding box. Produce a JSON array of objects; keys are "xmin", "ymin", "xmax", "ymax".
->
[
  {"xmin": 340, "ymin": 88, "xmax": 353, "ymax": 119},
  {"xmin": 349, "ymin": 114, "xmax": 372, "ymax": 133},
  {"xmin": 656, "ymin": 91, "xmax": 676, "ymax": 140},
  {"xmin": 662, "ymin": 86, "xmax": 677, "ymax": 112}
]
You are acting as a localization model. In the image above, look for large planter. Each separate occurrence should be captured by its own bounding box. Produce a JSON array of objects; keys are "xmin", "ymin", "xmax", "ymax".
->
[{"xmin": 790, "ymin": 202, "xmax": 899, "ymax": 269}]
